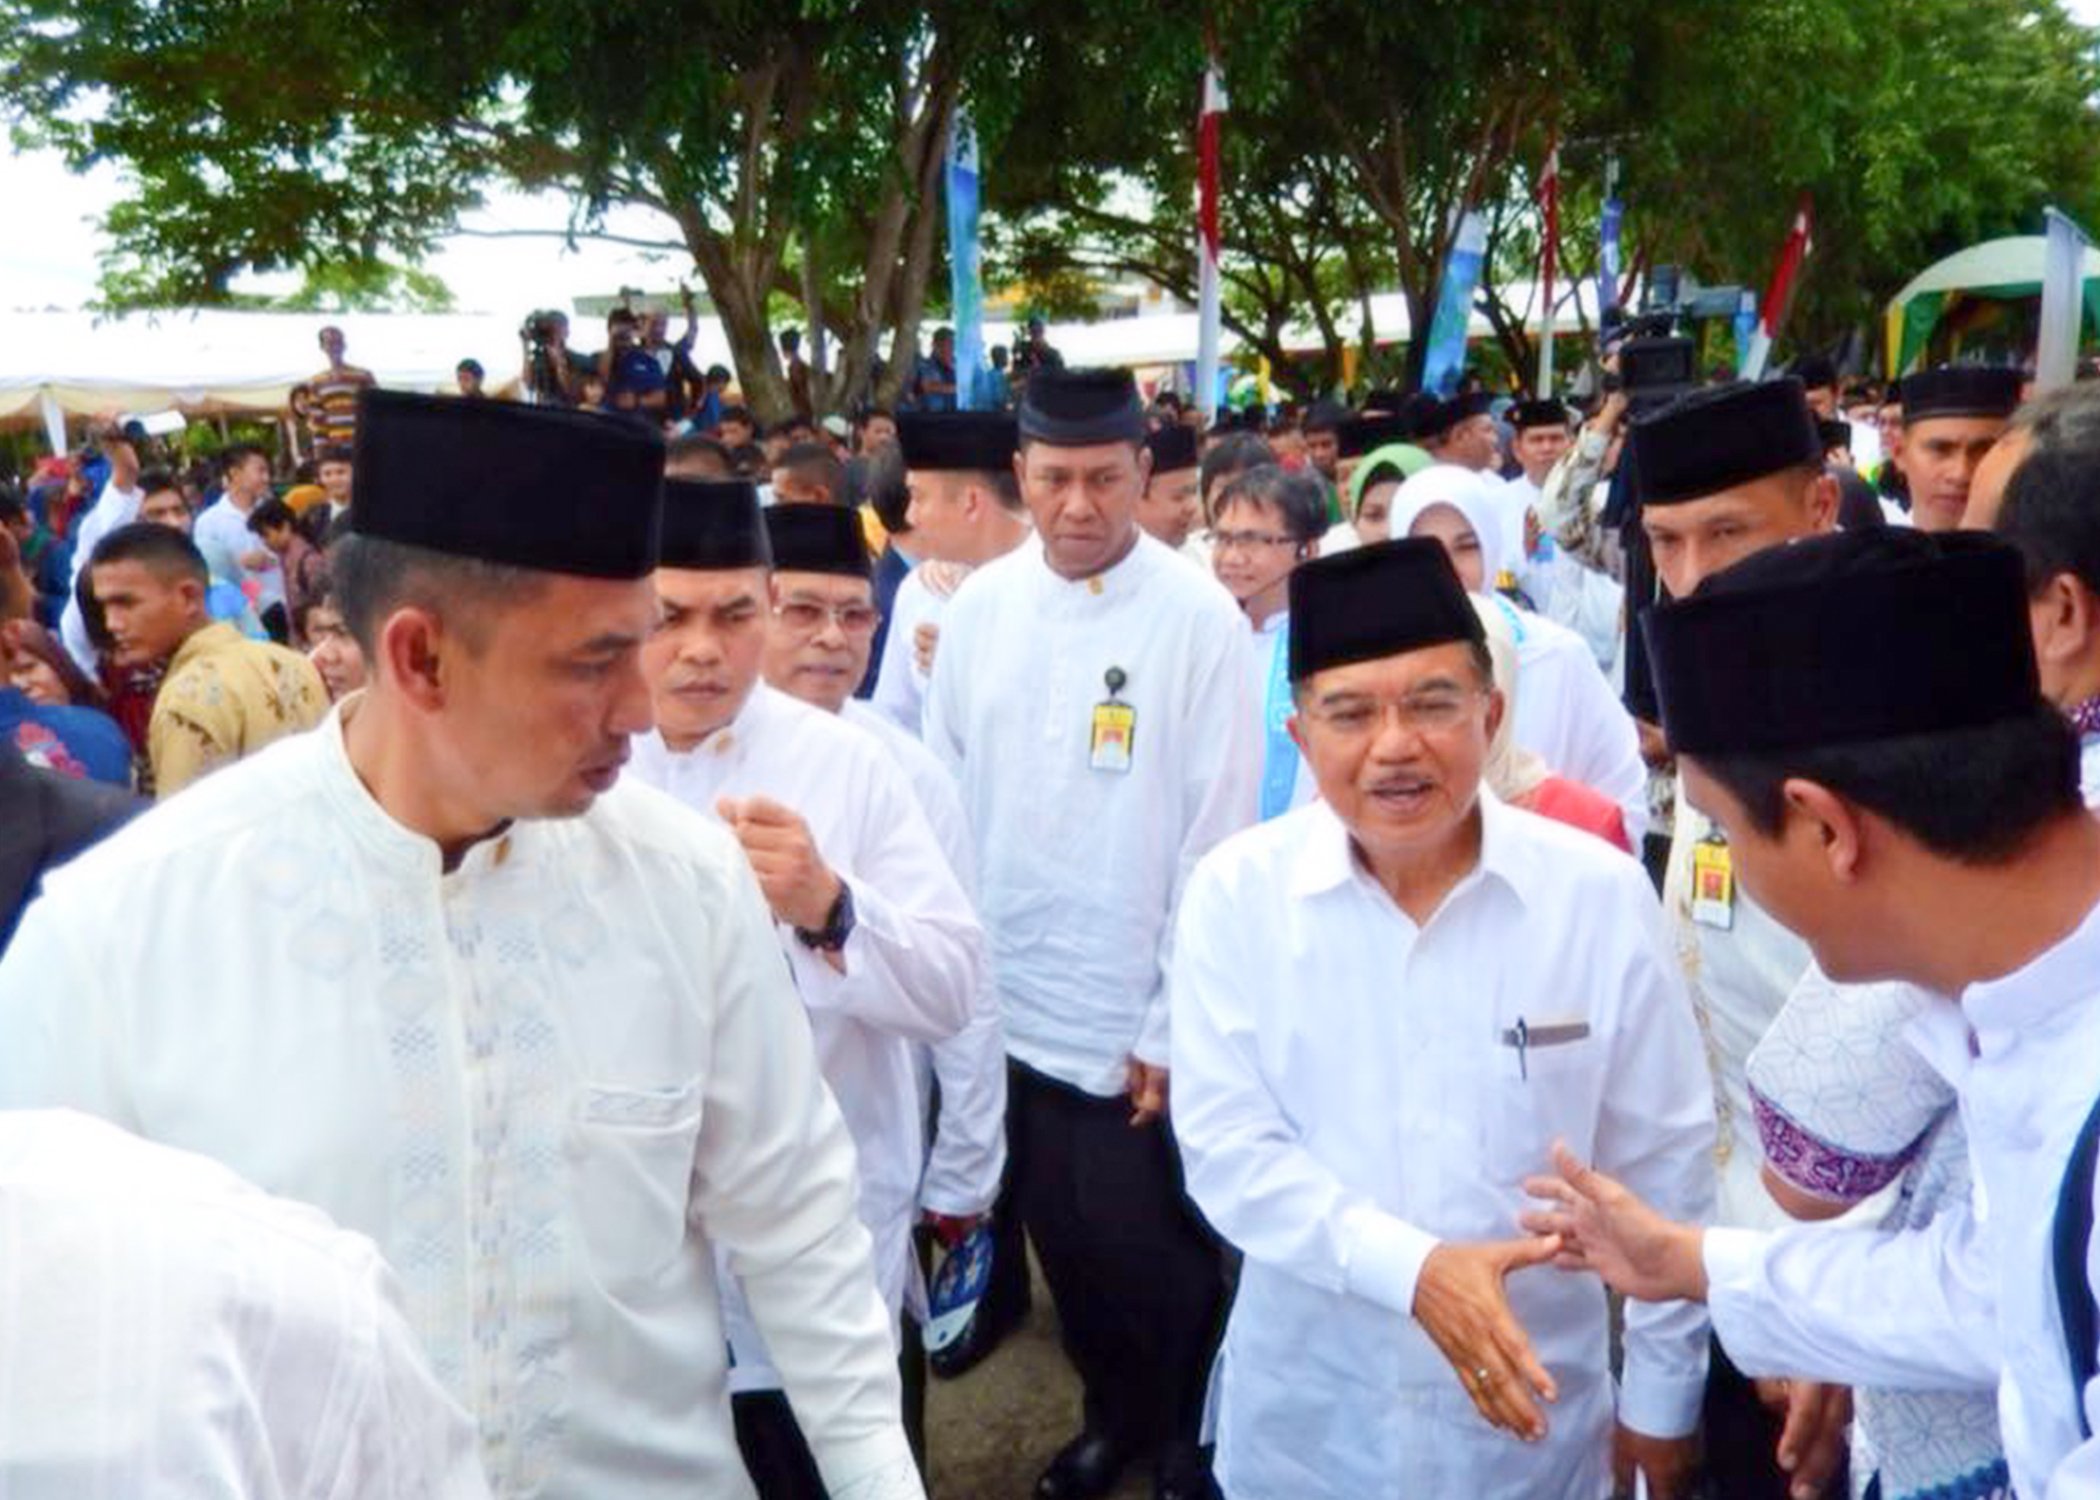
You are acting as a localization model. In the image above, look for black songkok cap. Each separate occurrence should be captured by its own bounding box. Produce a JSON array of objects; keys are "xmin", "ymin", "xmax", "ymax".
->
[
  {"xmin": 896, "ymin": 412, "xmax": 1019, "ymax": 473},
  {"xmin": 1420, "ymin": 390, "xmax": 1493, "ymax": 439},
  {"xmin": 1144, "ymin": 423, "xmax": 1201, "ymax": 474},
  {"xmin": 1336, "ymin": 413, "xmax": 1414, "ymax": 460},
  {"xmin": 1644, "ymin": 528, "xmax": 2039, "ymax": 756},
  {"xmin": 1508, "ymin": 398, "xmax": 1570, "ymax": 431},
  {"xmin": 763, "ymin": 504, "xmax": 871, "ymax": 579},
  {"xmin": 658, "ymin": 477, "xmax": 771, "ymax": 570},
  {"xmin": 1361, "ymin": 388, "xmax": 1412, "ymax": 416},
  {"xmin": 352, "ymin": 388, "xmax": 663, "ymax": 578},
  {"xmin": 1628, "ymin": 378, "xmax": 1822, "ymax": 508},
  {"xmin": 1816, "ymin": 418, "xmax": 1853, "ymax": 452},
  {"xmin": 1287, "ymin": 537, "xmax": 1485, "ymax": 682},
  {"xmin": 1900, "ymin": 366, "xmax": 2022, "ymax": 425},
  {"xmin": 1018, "ymin": 367, "xmax": 1146, "ymax": 446},
  {"xmin": 1791, "ymin": 353, "xmax": 1838, "ymax": 390}
]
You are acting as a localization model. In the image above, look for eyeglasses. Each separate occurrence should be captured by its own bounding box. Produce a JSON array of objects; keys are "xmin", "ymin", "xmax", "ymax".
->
[
  {"xmin": 1304, "ymin": 688, "xmax": 1485, "ymax": 738},
  {"xmin": 775, "ymin": 599, "xmax": 881, "ymax": 636},
  {"xmin": 1211, "ymin": 529, "xmax": 1301, "ymax": 554}
]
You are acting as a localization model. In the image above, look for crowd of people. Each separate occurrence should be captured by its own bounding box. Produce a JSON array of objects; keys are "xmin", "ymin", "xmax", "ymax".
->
[{"xmin": 1, "ymin": 307, "xmax": 2097, "ymax": 1500}]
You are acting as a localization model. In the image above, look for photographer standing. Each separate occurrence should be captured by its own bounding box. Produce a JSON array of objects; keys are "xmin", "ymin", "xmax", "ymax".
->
[{"xmin": 518, "ymin": 308, "xmax": 596, "ymax": 406}]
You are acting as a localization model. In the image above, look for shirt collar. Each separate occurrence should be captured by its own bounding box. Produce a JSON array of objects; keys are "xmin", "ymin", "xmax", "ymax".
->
[
  {"xmin": 1962, "ymin": 894, "xmax": 2100, "ymax": 1042},
  {"xmin": 687, "ymin": 680, "xmax": 777, "ymax": 759},
  {"xmin": 167, "ymin": 620, "xmax": 241, "ymax": 677},
  {"xmin": 1288, "ymin": 785, "xmax": 1534, "ymax": 914},
  {"xmin": 1031, "ymin": 528, "xmax": 1155, "ymax": 603}
]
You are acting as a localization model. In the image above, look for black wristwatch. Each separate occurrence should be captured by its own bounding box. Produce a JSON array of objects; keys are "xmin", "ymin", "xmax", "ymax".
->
[{"xmin": 794, "ymin": 883, "xmax": 857, "ymax": 953}]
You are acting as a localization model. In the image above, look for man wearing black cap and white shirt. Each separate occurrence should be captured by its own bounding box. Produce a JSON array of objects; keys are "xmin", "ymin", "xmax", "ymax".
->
[
  {"xmin": 1420, "ymin": 391, "xmax": 1505, "ymax": 476},
  {"xmin": 1136, "ymin": 423, "xmax": 1205, "ymax": 559},
  {"xmin": 0, "ymin": 392, "xmax": 929, "ymax": 1500},
  {"xmin": 627, "ymin": 480, "xmax": 985, "ymax": 1497},
  {"xmin": 924, "ymin": 368, "xmax": 1259, "ymax": 1500},
  {"xmin": 1526, "ymin": 527, "xmax": 2100, "ymax": 1500},
  {"xmin": 1625, "ymin": 378, "xmax": 1856, "ymax": 1497},
  {"xmin": 1172, "ymin": 537, "xmax": 1713, "ymax": 1499},
  {"xmin": 1502, "ymin": 398, "xmax": 1625, "ymax": 675},
  {"xmin": 871, "ymin": 412, "xmax": 1027, "ymax": 737},
  {"xmin": 756, "ymin": 503, "xmax": 1009, "ymax": 1277},
  {"xmin": 1889, "ymin": 365, "xmax": 2023, "ymax": 532}
]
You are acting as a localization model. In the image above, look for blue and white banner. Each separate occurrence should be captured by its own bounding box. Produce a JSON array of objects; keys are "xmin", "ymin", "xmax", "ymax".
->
[
  {"xmin": 945, "ymin": 110, "xmax": 990, "ymax": 409},
  {"xmin": 1597, "ymin": 197, "xmax": 1624, "ymax": 320},
  {"xmin": 1422, "ymin": 210, "xmax": 1487, "ymax": 397}
]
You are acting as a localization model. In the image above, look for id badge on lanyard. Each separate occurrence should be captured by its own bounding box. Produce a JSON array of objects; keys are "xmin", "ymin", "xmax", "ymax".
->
[
  {"xmin": 1691, "ymin": 830, "xmax": 1736, "ymax": 931},
  {"xmin": 1090, "ymin": 666, "xmax": 1136, "ymax": 774}
]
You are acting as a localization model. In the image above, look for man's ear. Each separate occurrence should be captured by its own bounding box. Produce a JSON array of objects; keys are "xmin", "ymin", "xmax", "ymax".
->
[
  {"xmin": 1481, "ymin": 686, "xmax": 1507, "ymax": 746},
  {"xmin": 1286, "ymin": 711, "xmax": 1309, "ymax": 757},
  {"xmin": 1804, "ymin": 471, "xmax": 1842, "ymax": 535},
  {"xmin": 1780, "ymin": 777, "xmax": 1864, "ymax": 881},
  {"xmin": 2033, "ymin": 572, "xmax": 2098, "ymax": 670},
  {"xmin": 376, "ymin": 606, "xmax": 449, "ymax": 712}
]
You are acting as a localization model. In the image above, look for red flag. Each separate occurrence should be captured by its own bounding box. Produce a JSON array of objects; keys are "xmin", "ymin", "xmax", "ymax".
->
[{"xmin": 1758, "ymin": 193, "xmax": 1815, "ymax": 343}]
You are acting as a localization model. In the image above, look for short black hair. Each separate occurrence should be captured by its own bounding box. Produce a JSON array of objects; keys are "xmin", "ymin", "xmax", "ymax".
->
[
  {"xmin": 327, "ymin": 533, "xmax": 549, "ymax": 658},
  {"xmin": 1302, "ymin": 401, "xmax": 1348, "ymax": 435},
  {"xmin": 315, "ymin": 444, "xmax": 355, "ymax": 469},
  {"xmin": 718, "ymin": 404, "xmax": 755, "ymax": 430},
  {"xmin": 0, "ymin": 489, "xmax": 26, "ymax": 525},
  {"xmin": 1213, "ymin": 464, "xmax": 1327, "ymax": 545},
  {"xmin": 730, "ymin": 442, "xmax": 769, "ymax": 477},
  {"xmin": 90, "ymin": 521, "xmax": 209, "ymax": 589},
  {"xmin": 1199, "ymin": 432, "xmax": 1278, "ymax": 515},
  {"xmin": 1695, "ymin": 703, "xmax": 2080, "ymax": 865},
  {"xmin": 1998, "ymin": 443, "xmax": 2100, "ymax": 598},
  {"xmin": 221, "ymin": 444, "xmax": 268, "ymax": 474},
  {"xmin": 247, "ymin": 498, "xmax": 299, "ymax": 534},
  {"xmin": 665, "ymin": 433, "xmax": 735, "ymax": 479},
  {"xmin": 856, "ymin": 405, "xmax": 895, "ymax": 429},
  {"xmin": 456, "ymin": 358, "xmax": 484, "ymax": 377},
  {"xmin": 863, "ymin": 446, "xmax": 911, "ymax": 534},
  {"xmin": 136, "ymin": 468, "xmax": 180, "ymax": 499},
  {"xmin": 774, "ymin": 442, "xmax": 845, "ymax": 502}
]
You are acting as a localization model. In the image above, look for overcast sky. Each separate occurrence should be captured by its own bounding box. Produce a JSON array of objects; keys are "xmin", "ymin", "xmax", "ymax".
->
[{"xmin": 6, "ymin": 0, "xmax": 2100, "ymax": 318}]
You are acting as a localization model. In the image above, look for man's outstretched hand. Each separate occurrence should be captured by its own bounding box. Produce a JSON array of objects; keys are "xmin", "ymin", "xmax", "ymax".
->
[
  {"xmin": 1519, "ymin": 1142, "xmax": 1710, "ymax": 1304},
  {"xmin": 1412, "ymin": 1237, "xmax": 1564, "ymax": 1441}
]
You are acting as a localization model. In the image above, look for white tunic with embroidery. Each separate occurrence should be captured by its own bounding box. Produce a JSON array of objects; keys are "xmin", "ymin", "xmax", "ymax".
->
[{"xmin": 0, "ymin": 708, "xmax": 922, "ymax": 1500}]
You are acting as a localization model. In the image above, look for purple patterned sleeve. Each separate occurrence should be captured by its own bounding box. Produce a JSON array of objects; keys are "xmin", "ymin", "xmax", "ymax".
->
[{"xmin": 1750, "ymin": 1087, "xmax": 1923, "ymax": 1205}]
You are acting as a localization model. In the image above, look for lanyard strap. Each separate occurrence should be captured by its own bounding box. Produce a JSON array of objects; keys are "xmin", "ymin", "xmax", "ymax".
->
[
  {"xmin": 2054, "ymin": 1086, "xmax": 2100, "ymax": 1439},
  {"xmin": 1259, "ymin": 624, "xmax": 1299, "ymax": 821}
]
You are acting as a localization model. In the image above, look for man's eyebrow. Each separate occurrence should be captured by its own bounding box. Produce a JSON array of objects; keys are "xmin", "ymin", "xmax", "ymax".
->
[{"xmin": 573, "ymin": 631, "xmax": 643, "ymax": 654}]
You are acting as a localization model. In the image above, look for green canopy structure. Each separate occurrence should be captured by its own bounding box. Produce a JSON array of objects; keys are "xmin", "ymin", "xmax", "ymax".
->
[{"xmin": 1885, "ymin": 234, "xmax": 2100, "ymax": 375}]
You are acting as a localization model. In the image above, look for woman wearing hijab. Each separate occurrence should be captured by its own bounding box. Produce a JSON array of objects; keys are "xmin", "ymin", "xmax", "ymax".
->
[{"xmin": 1389, "ymin": 464, "xmax": 1647, "ymax": 841}]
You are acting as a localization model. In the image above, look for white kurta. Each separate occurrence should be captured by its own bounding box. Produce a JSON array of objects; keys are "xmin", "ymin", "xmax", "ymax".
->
[
  {"xmin": 1662, "ymin": 792, "xmax": 1812, "ymax": 1231},
  {"xmin": 1172, "ymin": 795, "xmax": 1715, "ymax": 1499},
  {"xmin": 0, "ymin": 1109, "xmax": 490, "ymax": 1500},
  {"xmin": 924, "ymin": 531, "xmax": 1260, "ymax": 1094},
  {"xmin": 629, "ymin": 684, "xmax": 983, "ymax": 1360},
  {"xmin": 871, "ymin": 569, "xmax": 944, "ymax": 736},
  {"xmin": 1702, "ymin": 897, "xmax": 2100, "ymax": 1500},
  {"xmin": 843, "ymin": 698, "xmax": 1008, "ymax": 1219},
  {"xmin": 0, "ymin": 709, "xmax": 920, "ymax": 1500}
]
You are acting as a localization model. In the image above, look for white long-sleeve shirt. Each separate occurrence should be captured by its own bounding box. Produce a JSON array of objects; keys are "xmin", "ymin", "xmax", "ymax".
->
[
  {"xmin": 1703, "ymin": 898, "xmax": 2100, "ymax": 1500},
  {"xmin": 0, "ymin": 707, "xmax": 920, "ymax": 1500},
  {"xmin": 629, "ymin": 684, "xmax": 984, "ymax": 1350},
  {"xmin": 923, "ymin": 531, "xmax": 1259, "ymax": 1094},
  {"xmin": 0, "ymin": 1108, "xmax": 490, "ymax": 1500},
  {"xmin": 1172, "ymin": 794, "xmax": 1714, "ymax": 1499},
  {"xmin": 59, "ymin": 477, "xmax": 143, "ymax": 670},
  {"xmin": 844, "ymin": 698, "xmax": 1007, "ymax": 1219},
  {"xmin": 193, "ymin": 493, "xmax": 286, "ymax": 609},
  {"xmin": 871, "ymin": 569, "xmax": 944, "ymax": 736}
]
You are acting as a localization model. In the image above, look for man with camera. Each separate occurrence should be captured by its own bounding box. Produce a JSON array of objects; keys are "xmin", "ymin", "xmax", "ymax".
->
[{"xmin": 518, "ymin": 308, "xmax": 597, "ymax": 407}]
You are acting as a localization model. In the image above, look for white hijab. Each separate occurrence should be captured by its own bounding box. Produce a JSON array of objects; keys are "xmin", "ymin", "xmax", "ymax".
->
[
  {"xmin": 1389, "ymin": 463, "xmax": 1506, "ymax": 589},
  {"xmin": 1471, "ymin": 594, "xmax": 1550, "ymax": 802}
]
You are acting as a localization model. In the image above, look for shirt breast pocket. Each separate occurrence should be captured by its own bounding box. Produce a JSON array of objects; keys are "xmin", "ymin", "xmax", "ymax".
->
[
  {"xmin": 1484, "ymin": 1024, "xmax": 1604, "ymax": 1181},
  {"xmin": 571, "ymin": 1079, "xmax": 703, "ymax": 1295}
]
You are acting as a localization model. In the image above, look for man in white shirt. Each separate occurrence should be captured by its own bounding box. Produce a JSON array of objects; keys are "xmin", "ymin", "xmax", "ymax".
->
[
  {"xmin": 1209, "ymin": 463, "xmax": 1325, "ymax": 818},
  {"xmin": 627, "ymin": 478, "xmax": 984, "ymax": 1498},
  {"xmin": 1173, "ymin": 537, "xmax": 1713, "ymax": 1500},
  {"xmin": 0, "ymin": 1109, "xmax": 490, "ymax": 1499},
  {"xmin": 1508, "ymin": 398, "xmax": 1625, "ymax": 673},
  {"xmin": 871, "ymin": 413, "xmax": 1028, "ymax": 736},
  {"xmin": 1136, "ymin": 423, "xmax": 1204, "ymax": 557},
  {"xmin": 1528, "ymin": 527, "xmax": 2100, "ymax": 1500},
  {"xmin": 59, "ymin": 426, "xmax": 144, "ymax": 670},
  {"xmin": 0, "ymin": 391, "xmax": 923, "ymax": 1500},
  {"xmin": 192, "ymin": 444, "xmax": 286, "ymax": 633},
  {"xmin": 923, "ymin": 368, "xmax": 1260, "ymax": 1500}
]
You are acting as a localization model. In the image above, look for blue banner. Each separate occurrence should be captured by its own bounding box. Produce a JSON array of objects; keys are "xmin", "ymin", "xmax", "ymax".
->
[
  {"xmin": 945, "ymin": 111, "xmax": 989, "ymax": 410},
  {"xmin": 1421, "ymin": 211, "xmax": 1487, "ymax": 398},
  {"xmin": 1733, "ymin": 289, "xmax": 1760, "ymax": 375},
  {"xmin": 1597, "ymin": 197, "xmax": 1624, "ymax": 319}
]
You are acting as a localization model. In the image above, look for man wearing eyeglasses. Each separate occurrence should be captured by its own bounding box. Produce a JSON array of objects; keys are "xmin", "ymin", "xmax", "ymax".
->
[
  {"xmin": 630, "ymin": 477, "xmax": 987, "ymax": 1500},
  {"xmin": 1170, "ymin": 538, "xmax": 1714, "ymax": 1500}
]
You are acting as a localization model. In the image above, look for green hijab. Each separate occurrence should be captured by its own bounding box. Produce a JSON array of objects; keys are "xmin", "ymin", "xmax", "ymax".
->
[{"xmin": 1346, "ymin": 442, "xmax": 1433, "ymax": 519}]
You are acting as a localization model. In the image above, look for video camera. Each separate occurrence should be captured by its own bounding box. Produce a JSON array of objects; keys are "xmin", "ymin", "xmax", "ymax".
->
[{"xmin": 1601, "ymin": 306, "xmax": 1696, "ymax": 411}]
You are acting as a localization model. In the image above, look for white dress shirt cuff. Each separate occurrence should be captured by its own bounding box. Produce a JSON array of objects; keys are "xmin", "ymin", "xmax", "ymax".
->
[
  {"xmin": 1340, "ymin": 1204, "xmax": 1440, "ymax": 1317},
  {"xmin": 827, "ymin": 1450, "xmax": 926, "ymax": 1500},
  {"xmin": 1616, "ymin": 1360, "xmax": 1707, "ymax": 1439}
]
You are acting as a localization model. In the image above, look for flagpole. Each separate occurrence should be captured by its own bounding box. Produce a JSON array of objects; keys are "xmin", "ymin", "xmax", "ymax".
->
[
  {"xmin": 1195, "ymin": 57, "xmax": 1226, "ymax": 423},
  {"xmin": 2038, "ymin": 205, "xmax": 2091, "ymax": 392}
]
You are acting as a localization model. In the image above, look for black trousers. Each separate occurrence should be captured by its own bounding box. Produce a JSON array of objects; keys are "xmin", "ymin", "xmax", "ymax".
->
[
  {"xmin": 1703, "ymin": 1336, "xmax": 1849, "ymax": 1499},
  {"xmin": 998, "ymin": 1058, "xmax": 1226, "ymax": 1456},
  {"xmin": 733, "ymin": 1333, "xmax": 928, "ymax": 1500}
]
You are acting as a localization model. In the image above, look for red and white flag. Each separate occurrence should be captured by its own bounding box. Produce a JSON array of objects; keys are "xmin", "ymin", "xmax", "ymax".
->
[
  {"xmin": 1196, "ymin": 58, "xmax": 1226, "ymax": 421},
  {"xmin": 1536, "ymin": 139, "xmax": 1560, "ymax": 393},
  {"xmin": 1744, "ymin": 193, "xmax": 1814, "ymax": 379}
]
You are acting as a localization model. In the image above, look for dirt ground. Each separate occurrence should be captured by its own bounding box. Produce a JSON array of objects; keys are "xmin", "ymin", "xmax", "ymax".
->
[{"xmin": 923, "ymin": 1259, "xmax": 1153, "ymax": 1500}]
